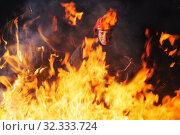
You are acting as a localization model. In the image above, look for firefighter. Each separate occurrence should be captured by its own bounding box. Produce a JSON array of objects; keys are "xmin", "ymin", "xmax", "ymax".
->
[{"xmin": 68, "ymin": 13, "xmax": 139, "ymax": 83}]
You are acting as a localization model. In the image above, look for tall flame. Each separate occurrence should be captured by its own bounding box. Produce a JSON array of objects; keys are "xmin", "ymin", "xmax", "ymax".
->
[{"xmin": 14, "ymin": 18, "xmax": 22, "ymax": 62}]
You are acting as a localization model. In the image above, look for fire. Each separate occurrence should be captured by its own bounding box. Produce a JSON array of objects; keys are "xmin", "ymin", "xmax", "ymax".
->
[
  {"xmin": 159, "ymin": 32, "xmax": 179, "ymax": 57},
  {"xmin": 60, "ymin": 2, "xmax": 83, "ymax": 26},
  {"xmin": 159, "ymin": 32, "xmax": 179, "ymax": 46},
  {"xmin": 14, "ymin": 18, "xmax": 22, "ymax": 62},
  {"xmin": 0, "ymin": 6, "xmax": 180, "ymax": 120},
  {"xmin": 95, "ymin": 8, "xmax": 117, "ymax": 30},
  {"xmin": 170, "ymin": 62, "xmax": 175, "ymax": 68}
]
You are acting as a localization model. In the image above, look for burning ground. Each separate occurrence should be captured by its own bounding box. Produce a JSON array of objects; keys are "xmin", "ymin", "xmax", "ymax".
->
[{"xmin": 0, "ymin": 0, "xmax": 180, "ymax": 120}]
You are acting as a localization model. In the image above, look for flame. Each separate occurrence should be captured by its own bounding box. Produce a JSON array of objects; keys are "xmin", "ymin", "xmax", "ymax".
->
[
  {"xmin": 101, "ymin": 8, "xmax": 117, "ymax": 30},
  {"xmin": 159, "ymin": 32, "xmax": 179, "ymax": 46},
  {"xmin": 1, "ymin": 35, "xmax": 7, "ymax": 50},
  {"xmin": 95, "ymin": 8, "xmax": 117, "ymax": 30},
  {"xmin": 169, "ymin": 49, "xmax": 177, "ymax": 56},
  {"xmin": 170, "ymin": 62, "xmax": 175, "ymax": 68},
  {"xmin": 144, "ymin": 29, "xmax": 152, "ymax": 58},
  {"xmin": 159, "ymin": 32, "xmax": 179, "ymax": 57},
  {"xmin": 0, "ymin": 8, "xmax": 180, "ymax": 120},
  {"xmin": 0, "ymin": 34, "xmax": 180, "ymax": 120},
  {"xmin": 60, "ymin": 2, "xmax": 83, "ymax": 26},
  {"xmin": 14, "ymin": 18, "xmax": 22, "ymax": 62}
]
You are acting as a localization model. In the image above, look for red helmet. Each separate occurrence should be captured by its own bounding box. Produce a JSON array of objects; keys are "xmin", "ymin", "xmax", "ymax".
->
[{"xmin": 94, "ymin": 8, "xmax": 117, "ymax": 35}]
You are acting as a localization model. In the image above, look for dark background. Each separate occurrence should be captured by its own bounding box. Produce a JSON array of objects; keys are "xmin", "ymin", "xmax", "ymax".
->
[{"xmin": 0, "ymin": 0, "xmax": 180, "ymax": 103}]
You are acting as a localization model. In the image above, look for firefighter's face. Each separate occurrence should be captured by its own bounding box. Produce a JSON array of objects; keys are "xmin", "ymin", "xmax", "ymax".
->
[{"xmin": 98, "ymin": 30, "xmax": 112, "ymax": 45}]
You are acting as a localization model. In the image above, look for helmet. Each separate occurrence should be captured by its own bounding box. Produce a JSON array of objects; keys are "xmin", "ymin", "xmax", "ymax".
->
[{"xmin": 94, "ymin": 8, "xmax": 117, "ymax": 35}]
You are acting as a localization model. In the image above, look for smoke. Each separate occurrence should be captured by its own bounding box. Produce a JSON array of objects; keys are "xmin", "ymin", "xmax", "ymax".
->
[
  {"xmin": 0, "ymin": 0, "xmax": 179, "ymax": 68},
  {"xmin": 8, "ymin": 0, "xmax": 178, "ymax": 61},
  {"xmin": 22, "ymin": 0, "xmax": 142, "ymax": 55}
]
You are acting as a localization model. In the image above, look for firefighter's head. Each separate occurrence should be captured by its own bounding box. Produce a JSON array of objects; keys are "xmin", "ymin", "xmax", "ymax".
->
[{"xmin": 94, "ymin": 9, "xmax": 117, "ymax": 45}]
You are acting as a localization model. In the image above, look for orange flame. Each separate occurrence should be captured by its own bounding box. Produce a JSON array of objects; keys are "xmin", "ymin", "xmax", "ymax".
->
[
  {"xmin": 60, "ymin": 2, "xmax": 83, "ymax": 26},
  {"xmin": 169, "ymin": 49, "xmax": 177, "ymax": 56},
  {"xmin": 159, "ymin": 32, "xmax": 179, "ymax": 46},
  {"xmin": 102, "ymin": 8, "xmax": 117, "ymax": 29},
  {"xmin": 0, "ymin": 33, "xmax": 180, "ymax": 120},
  {"xmin": 94, "ymin": 8, "xmax": 117, "ymax": 30},
  {"xmin": 159, "ymin": 32, "xmax": 179, "ymax": 57},
  {"xmin": 14, "ymin": 18, "xmax": 22, "ymax": 62},
  {"xmin": 170, "ymin": 62, "xmax": 175, "ymax": 68}
]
